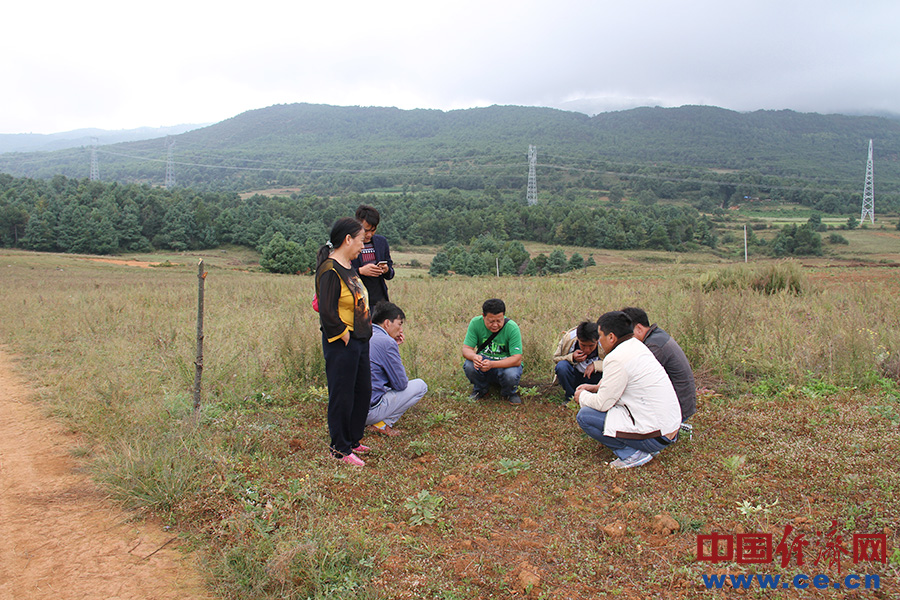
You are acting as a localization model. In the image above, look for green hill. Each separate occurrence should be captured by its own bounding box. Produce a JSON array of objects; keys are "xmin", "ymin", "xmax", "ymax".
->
[{"xmin": 1, "ymin": 103, "xmax": 898, "ymax": 196}]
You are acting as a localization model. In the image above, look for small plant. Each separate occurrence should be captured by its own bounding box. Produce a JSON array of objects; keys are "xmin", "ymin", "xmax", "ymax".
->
[
  {"xmin": 801, "ymin": 375, "xmax": 841, "ymax": 398},
  {"xmin": 736, "ymin": 499, "xmax": 778, "ymax": 516},
  {"xmin": 674, "ymin": 516, "xmax": 705, "ymax": 532},
  {"xmin": 867, "ymin": 404, "xmax": 900, "ymax": 424},
  {"xmin": 296, "ymin": 385, "xmax": 329, "ymax": 403},
  {"xmin": 890, "ymin": 548, "xmax": 900, "ymax": 568},
  {"xmin": 497, "ymin": 458, "xmax": 531, "ymax": 476},
  {"xmin": 442, "ymin": 389, "xmax": 476, "ymax": 403},
  {"xmin": 736, "ymin": 498, "xmax": 779, "ymax": 529},
  {"xmin": 518, "ymin": 386, "xmax": 539, "ymax": 398},
  {"xmin": 722, "ymin": 455, "xmax": 747, "ymax": 473},
  {"xmin": 423, "ymin": 410, "xmax": 459, "ymax": 428},
  {"xmin": 751, "ymin": 378, "xmax": 782, "ymax": 398},
  {"xmin": 408, "ymin": 439, "xmax": 430, "ymax": 457},
  {"xmin": 404, "ymin": 490, "xmax": 444, "ymax": 526}
]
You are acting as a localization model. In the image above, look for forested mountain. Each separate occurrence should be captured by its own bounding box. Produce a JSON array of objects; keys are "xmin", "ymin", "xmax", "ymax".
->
[{"xmin": 1, "ymin": 104, "xmax": 897, "ymax": 199}]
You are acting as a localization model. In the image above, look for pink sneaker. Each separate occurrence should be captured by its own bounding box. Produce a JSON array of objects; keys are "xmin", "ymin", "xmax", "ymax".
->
[
  {"xmin": 352, "ymin": 444, "xmax": 371, "ymax": 454},
  {"xmin": 339, "ymin": 453, "xmax": 365, "ymax": 467}
]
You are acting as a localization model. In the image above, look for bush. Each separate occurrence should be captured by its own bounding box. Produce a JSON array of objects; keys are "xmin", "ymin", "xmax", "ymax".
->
[
  {"xmin": 750, "ymin": 262, "xmax": 807, "ymax": 295},
  {"xmin": 770, "ymin": 224, "xmax": 822, "ymax": 257},
  {"xmin": 259, "ymin": 233, "xmax": 310, "ymax": 274},
  {"xmin": 429, "ymin": 252, "xmax": 450, "ymax": 276},
  {"xmin": 694, "ymin": 262, "xmax": 808, "ymax": 295},
  {"xmin": 827, "ymin": 233, "xmax": 849, "ymax": 245}
]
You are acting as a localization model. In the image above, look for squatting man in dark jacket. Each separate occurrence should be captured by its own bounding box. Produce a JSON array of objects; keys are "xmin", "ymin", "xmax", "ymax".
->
[{"xmin": 620, "ymin": 306, "xmax": 697, "ymax": 430}]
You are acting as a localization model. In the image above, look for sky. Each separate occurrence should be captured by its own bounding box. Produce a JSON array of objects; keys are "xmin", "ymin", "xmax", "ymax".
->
[{"xmin": 3, "ymin": 0, "xmax": 899, "ymax": 134}]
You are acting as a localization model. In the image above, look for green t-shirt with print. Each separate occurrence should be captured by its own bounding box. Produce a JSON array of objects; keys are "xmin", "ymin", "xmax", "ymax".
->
[{"xmin": 463, "ymin": 316, "xmax": 523, "ymax": 361}]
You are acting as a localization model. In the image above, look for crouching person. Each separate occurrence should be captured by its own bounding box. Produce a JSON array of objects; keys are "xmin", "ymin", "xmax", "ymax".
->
[
  {"xmin": 461, "ymin": 298, "xmax": 524, "ymax": 405},
  {"xmin": 574, "ymin": 311, "xmax": 681, "ymax": 469},
  {"xmin": 552, "ymin": 321, "xmax": 603, "ymax": 402},
  {"xmin": 366, "ymin": 301, "xmax": 427, "ymax": 436}
]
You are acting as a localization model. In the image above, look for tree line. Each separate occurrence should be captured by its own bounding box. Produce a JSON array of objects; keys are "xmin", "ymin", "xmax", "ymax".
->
[
  {"xmin": 1, "ymin": 173, "xmax": 875, "ymax": 274},
  {"xmin": 0, "ymin": 174, "xmax": 717, "ymax": 257}
]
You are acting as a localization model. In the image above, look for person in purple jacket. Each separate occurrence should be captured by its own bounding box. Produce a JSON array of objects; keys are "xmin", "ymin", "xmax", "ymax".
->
[{"xmin": 365, "ymin": 301, "xmax": 427, "ymax": 436}]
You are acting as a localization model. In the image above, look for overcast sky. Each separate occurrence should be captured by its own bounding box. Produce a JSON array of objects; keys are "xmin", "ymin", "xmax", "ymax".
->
[{"xmin": 3, "ymin": 0, "xmax": 898, "ymax": 134}]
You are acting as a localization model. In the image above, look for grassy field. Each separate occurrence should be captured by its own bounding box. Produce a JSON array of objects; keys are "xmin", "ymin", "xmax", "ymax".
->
[{"xmin": 1, "ymin": 244, "xmax": 899, "ymax": 599}]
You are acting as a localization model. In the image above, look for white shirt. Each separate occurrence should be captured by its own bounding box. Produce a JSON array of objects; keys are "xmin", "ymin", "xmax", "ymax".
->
[{"xmin": 579, "ymin": 337, "xmax": 681, "ymax": 438}]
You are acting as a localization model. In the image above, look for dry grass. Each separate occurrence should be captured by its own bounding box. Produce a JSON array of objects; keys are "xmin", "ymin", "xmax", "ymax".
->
[{"xmin": 0, "ymin": 247, "xmax": 898, "ymax": 599}]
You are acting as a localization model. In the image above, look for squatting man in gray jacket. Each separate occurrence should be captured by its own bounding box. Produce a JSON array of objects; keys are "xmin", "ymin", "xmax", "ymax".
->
[{"xmin": 620, "ymin": 306, "xmax": 697, "ymax": 432}]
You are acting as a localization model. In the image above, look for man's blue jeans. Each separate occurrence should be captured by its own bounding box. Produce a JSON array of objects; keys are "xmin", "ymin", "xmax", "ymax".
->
[
  {"xmin": 555, "ymin": 361, "xmax": 602, "ymax": 400},
  {"xmin": 464, "ymin": 360, "xmax": 522, "ymax": 396},
  {"xmin": 576, "ymin": 406, "xmax": 674, "ymax": 459}
]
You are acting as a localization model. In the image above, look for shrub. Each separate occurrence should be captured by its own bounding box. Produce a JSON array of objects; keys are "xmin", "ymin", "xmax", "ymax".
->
[
  {"xmin": 259, "ymin": 232, "xmax": 310, "ymax": 274},
  {"xmin": 429, "ymin": 252, "xmax": 451, "ymax": 276},
  {"xmin": 750, "ymin": 262, "xmax": 807, "ymax": 295},
  {"xmin": 770, "ymin": 224, "xmax": 822, "ymax": 257},
  {"xmin": 693, "ymin": 262, "xmax": 808, "ymax": 295}
]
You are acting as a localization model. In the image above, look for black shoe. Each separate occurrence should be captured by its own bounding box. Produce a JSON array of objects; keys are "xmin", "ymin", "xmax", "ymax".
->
[
  {"xmin": 505, "ymin": 393, "xmax": 522, "ymax": 405},
  {"xmin": 469, "ymin": 390, "xmax": 488, "ymax": 401}
]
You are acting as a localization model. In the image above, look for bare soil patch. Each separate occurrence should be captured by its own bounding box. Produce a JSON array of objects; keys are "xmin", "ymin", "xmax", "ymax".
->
[
  {"xmin": 0, "ymin": 349, "xmax": 212, "ymax": 600},
  {"xmin": 79, "ymin": 257, "xmax": 160, "ymax": 269},
  {"xmin": 238, "ymin": 187, "xmax": 302, "ymax": 199}
]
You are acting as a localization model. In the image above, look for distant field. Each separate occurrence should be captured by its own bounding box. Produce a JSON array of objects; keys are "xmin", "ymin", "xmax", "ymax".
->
[
  {"xmin": 835, "ymin": 228, "xmax": 900, "ymax": 260},
  {"xmin": 80, "ymin": 227, "xmax": 900, "ymax": 281}
]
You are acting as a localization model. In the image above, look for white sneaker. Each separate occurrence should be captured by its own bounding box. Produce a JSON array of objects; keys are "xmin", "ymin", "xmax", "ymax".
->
[{"xmin": 608, "ymin": 451, "xmax": 654, "ymax": 469}]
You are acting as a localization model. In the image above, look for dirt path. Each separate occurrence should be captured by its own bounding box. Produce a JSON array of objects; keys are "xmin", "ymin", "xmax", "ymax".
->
[{"xmin": 0, "ymin": 349, "xmax": 213, "ymax": 600}]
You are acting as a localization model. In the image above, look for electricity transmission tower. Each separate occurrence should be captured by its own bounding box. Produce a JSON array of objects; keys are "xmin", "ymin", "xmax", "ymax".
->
[
  {"xmin": 861, "ymin": 139, "xmax": 874, "ymax": 225},
  {"xmin": 165, "ymin": 137, "xmax": 176, "ymax": 189},
  {"xmin": 526, "ymin": 145, "xmax": 537, "ymax": 205},
  {"xmin": 90, "ymin": 137, "xmax": 99, "ymax": 181}
]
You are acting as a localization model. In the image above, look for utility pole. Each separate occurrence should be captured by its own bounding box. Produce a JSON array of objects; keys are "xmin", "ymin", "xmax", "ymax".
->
[
  {"xmin": 193, "ymin": 259, "xmax": 207, "ymax": 413},
  {"xmin": 861, "ymin": 139, "xmax": 874, "ymax": 225},
  {"xmin": 526, "ymin": 145, "xmax": 537, "ymax": 205},
  {"xmin": 743, "ymin": 224, "xmax": 748, "ymax": 263},
  {"xmin": 165, "ymin": 137, "xmax": 176, "ymax": 189},
  {"xmin": 90, "ymin": 137, "xmax": 99, "ymax": 181}
]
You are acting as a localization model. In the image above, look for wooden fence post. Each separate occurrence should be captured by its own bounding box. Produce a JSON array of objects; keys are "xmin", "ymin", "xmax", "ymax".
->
[{"xmin": 193, "ymin": 259, "xmax": 207, "ymax": 413}]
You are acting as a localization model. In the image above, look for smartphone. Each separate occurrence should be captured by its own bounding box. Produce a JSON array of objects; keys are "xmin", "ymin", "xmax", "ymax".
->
[{"xmin": 377, "ymin": 260, "xmax": 388, "ymax": 266}]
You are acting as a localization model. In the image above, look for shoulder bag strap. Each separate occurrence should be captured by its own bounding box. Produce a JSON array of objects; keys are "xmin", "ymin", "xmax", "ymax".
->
[{"xmin": 476, "ymin": 317, "xmax": 509, "ymax": 354}]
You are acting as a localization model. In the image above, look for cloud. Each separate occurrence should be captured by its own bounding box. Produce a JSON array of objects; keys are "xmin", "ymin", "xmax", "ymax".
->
[{"xmin": 1, "ymin": 0, "xmax": 899, "ymax": 133}]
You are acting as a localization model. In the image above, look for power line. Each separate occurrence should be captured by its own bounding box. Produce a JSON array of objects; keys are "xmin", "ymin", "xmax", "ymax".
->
[
  {"xmin": 95, "ymin": 147, "xmax": 526, "ymax": 176},
  {"xmin": 84, "ymin": 143, "xmax": 871, "ymax": 199}
]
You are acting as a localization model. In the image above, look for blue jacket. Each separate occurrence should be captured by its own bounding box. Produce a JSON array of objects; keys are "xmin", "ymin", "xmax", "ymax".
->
[
  {"xmin": 369, "ymin": 324, "xmax": 408, "ymax": 407},
  {"xmin": 351, "ymin": 233, "xmax": 394, "ymax": 303}
]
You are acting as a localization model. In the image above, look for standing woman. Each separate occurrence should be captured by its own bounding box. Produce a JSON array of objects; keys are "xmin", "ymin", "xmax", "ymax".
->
[{"xmin": 315, "ymin": 218, "xmax": 373, "ymax": 466}]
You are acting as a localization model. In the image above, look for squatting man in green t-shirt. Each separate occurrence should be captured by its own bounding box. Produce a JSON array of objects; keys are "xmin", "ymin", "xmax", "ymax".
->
[{"xmin": 461, "ymin": 298, "xmax": 524, "ymax": 405}]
